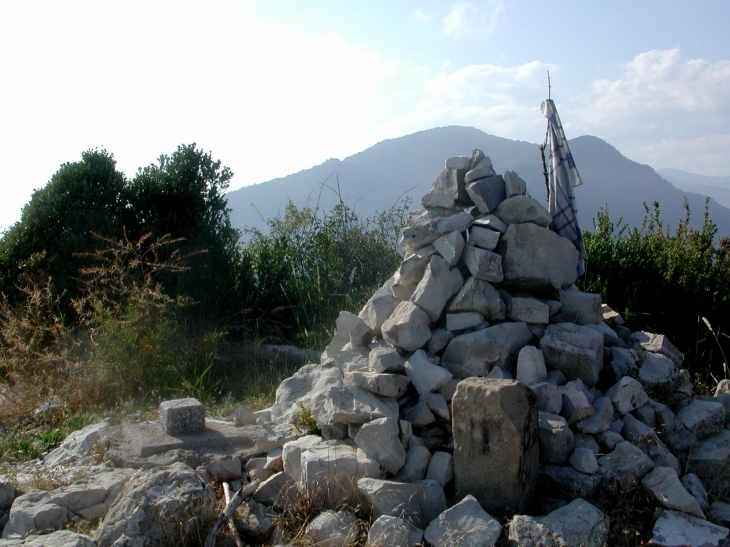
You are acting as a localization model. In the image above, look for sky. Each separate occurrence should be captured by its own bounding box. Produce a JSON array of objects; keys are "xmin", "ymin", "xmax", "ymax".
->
[{"xmin": 2, "ymin": 0, "xmax": 730, "ymax": 230}]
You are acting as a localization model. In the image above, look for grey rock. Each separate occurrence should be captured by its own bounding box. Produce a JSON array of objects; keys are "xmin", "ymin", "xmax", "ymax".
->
[
  {"xmin": 516, "ymin": 346, "xmax": 548, "ymax": 385},
  {"xmin": 427, "ymin": 329, "xmax": 454, "ymax": 354},
  {"xmin": 539, "ymin": 412, "xmax": 575, "ymax": 464},
  {"xmin": 504, "ymin": 170, "xmax": 527, "ymax": 198},
  {"xmin": 462, "ymin": 245, "xmax": 504, "ymax": 283},
  {"xmin": 399, "ymin": 208, "xmax": 472, "ymax": 253},
  {"xmin": 404, "ymin": 350, "xmax": 452, "ymax": 395},
  {"xmin": 452, "ymin": 378, "xmax": 539, "ymax": 517},
  {"xmin": 446, "ymin": 312, "xmax": 484, "ymax": 332},
  {"xmin": 271, "ymin": 363, "xmax": 343, "ymax": 424},
  {"xmin": 558, "ymin": 289, "xmax": 602, "ymax": 326},
  {"xmin": 493, "ymin": 195, "xmax": 552, "ymax": 227},
  {"xmin": 367, "ymin": 515, "xmax": 422, "ymax": 547},
  {"xmin": 606, "ymin": 376, "xmax": 649, "ymax": 414},
  {"xmin": 404, "ymin": 401, "xmax": 436, "ymax": 426},
  {"xmin": 531, "ymin": 382, "xmax": 563, "ymax": 414},
  {"xmin": 370, "ymin": 344, "xmax": 405, "ymax": 373},
  {"xmin": 678, "ymin": 400, "xmax": 725, "ymax": 441},
  {"xmin": 622, "ymin": 414, "xmax": 681, "ymax": 473},
  {"xmin": 610, "ymin": 347, "xmax": 677, "ymax": 389},
  {"xmin": 159, "ymin": 398, "xmax": 205, "ymax": 436},
  {"xmin": 496, "ymin": 223, "xmax": 579, "ymax": 291},
  {"xmin": 651, "ymin": 509, "xmax": 728, "ymax": 547},
  {"xmin": 510, "ymin": 499, "xmax": 609, "ymax": 547},
  {"xmin": 465, "ymin": 174, "xmax": 505, "ymax": 215},
  {"xmin": 357, "ymin": 478, "xmax": 445, "ymax": 528},
  {"xmin": 546, "ymin": 369, "xmax": 568, "ymax": 387},
  {"xmin": 207, "ymin": 457, "xmax": 242, "ymax": 481},
  {"xmin": 682, "ymin": 473, "xmax": 710, "ymax": 513},
  {"xmin": 236, "ymin": 500, "xmax": 278, "ymax": 543},
  {"xmin": 253, "ymin": 471, "xmax": 297, "ymax": 507},
  {"xmin": 256, "ymin": 422, "xmax": 299, "ymax": 453},
  {"xmin": 395, "ymin": 444, "xmax": 432, "ymax": 482},
  {"xmin": 596, "ymin": 430, "xmax": 624, "ymax": 452},
  {"xmin": 631, "ymin": 332, "xmax": 685, "ymax": 366},
  {"xmin": 424, "ymin": 494, "xmax": 502, "ymax": 547},
  {"xmin": 426, "ymin": 451, "xmax": 454, "ymax": 487},
  {"xmin": 354, "ymin": 417, "xmax": 407, "ymax": 475},
  {"xmin": 318, "ymin": 385, "xmax": 398, "ymax": 426},
  {"xmin": 44, "ymin": 418, "xmax": 116, "ymax": 467},
  {"xmin": 305, "ymin": 510, "xmax": 359, "ymax": 547},
  {"xmin": 633, "ymin": 403, "xmax": 657, "ymax": 428},
  {"xmin": 540, "ymin": 323, "xmax": 604, "ymax": 387},
  {"xmin": 501, "ymin": 292, "xmax": 550, "ymax": 324},
  {"xmin": 486, "ymin": 366, "xmax": 512, "ymax": 379},
  {"xmin": 447, "ymin": 277, "xmax": 506, "ymax": 321},
  {"xmin": 597, "ymin": 441, "xmax": 655, "ymax": 490},
  {"xmin": 574, "ymin": 433, "xmax": 600, "ymax": 456},
  {"xmin": 709, "ymin": 501, "xmax": 730, "ymax": 527},
  {"xmin": 345, "ymin": 371, "xmax": 411, "ymax": 398},
  {"xmin": 410, "ymin": 255, "xmax": 463, "ymax": 323},
  {"xmin": 392, "ymin": 246, "xmax": 438, "ymax": 299},
  {"xmin": 472, "ymin": 214, "xmax": 507, "ymax": 234},
  {"xmin": 430, "ymin": 167, "xmax": 471, "ymax": 207},
  {"xmin": 642, "ymin": 466, "xmax": 704, "ymax": 518},
  {"xmin": 359, "ymin": 289, "xmax": 401, "ymax": 336},
  {"xmin": 434, "ymin": 231, "xmax": 465, "ymax": 266},
  {"xmin": 422, "ymin": 393, "xmax": 450, "ymax": 422},
  {"xmin": 322, "ymin": 311, "xmax": 362, "ymax": 361},
  {"xmin": 442, "ymin": 322, "xmax": 533, "ymax": 377},
  {"xmin": 382, "ymin": 301, "xmax": 432, "ymax": 352},
  {"xmin": 585, "ymin": 321, "xmax": 622, "ymax": 347},
  {"xmin": 571, "ymin": 447, "xmax": 598, "ymax": 474},
  {"xmin": 6, "ymin": 531, "xmax": 97, "ymax": 547},
  {"xmin": 538, "ymin": 465, "xmax": 602, "ymax": 501},
  {"xmin": 575, "ymin": 396, "xmax": 614, "ymax": 435},
  {"xmin": 560, "ymin": 380, "xmax": 596, "ymax": 425},
  {"xmin": 282, "ymin": 435, "xmax": 325, "ymax": 482},
  {"xmin": 467, "ymin": 226, "xmax": 500, "ymax": 250},
  {"xmin": 686, "ymin": 429, "xmax": 730, "ymax": 480}
]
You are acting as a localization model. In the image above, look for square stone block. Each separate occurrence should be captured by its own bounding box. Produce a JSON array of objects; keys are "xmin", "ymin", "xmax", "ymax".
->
[{"xmin": 160, "ymin": 398, "xmax": 205, "ymax": 435}]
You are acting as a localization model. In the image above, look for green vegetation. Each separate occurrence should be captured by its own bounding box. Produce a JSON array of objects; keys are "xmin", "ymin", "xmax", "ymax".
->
[{"xmin": 581, "ymin": 201, "xmax": 730, "ymax": 381}]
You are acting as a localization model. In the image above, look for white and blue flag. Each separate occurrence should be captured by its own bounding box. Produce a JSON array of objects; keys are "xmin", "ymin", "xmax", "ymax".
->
[{"xmin": 541, "ymin": 98, "xmax": 587, "ymax": 277}]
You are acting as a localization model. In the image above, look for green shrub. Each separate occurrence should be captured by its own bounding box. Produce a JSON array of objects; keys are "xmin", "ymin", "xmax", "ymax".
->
[
  {"xmin": 239, "ymin": 186, "xmax": 408, "ymax": 349},
  {"xmin": 581, "ymin": 200, "xmax": 730, "ymax": 380}
]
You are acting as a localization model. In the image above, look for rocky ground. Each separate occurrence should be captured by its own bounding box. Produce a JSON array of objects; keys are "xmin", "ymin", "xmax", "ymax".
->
[{"xmin": 2, "ymin": 150, "xmax": 730, "ymax": 547}]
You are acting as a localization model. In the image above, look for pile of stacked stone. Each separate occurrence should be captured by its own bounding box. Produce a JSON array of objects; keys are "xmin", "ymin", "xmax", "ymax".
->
[{"xmin": 248, "ymin": 150, "xmax": 730, "ymax": 546}]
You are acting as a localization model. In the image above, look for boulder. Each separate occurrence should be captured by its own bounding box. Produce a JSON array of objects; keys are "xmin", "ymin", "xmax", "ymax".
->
[
  {"xmin": 404, "ymin": 350, "xmax": 453, "ymax": 395},
  {"xmin": 382, "ymin": 301, "xmax": 432, "ymax": 351},
  {"xmin": 427, "ymin": 329, "xmax": 454, "ymax": 354},
  {"xmin": 493, "ymin": 195, "xmax": 552, "ymax": 227},
  {"xmin": 540, "ymin": 323, "xmax": 604, "ymax": 387},
  {"xmin": 496, "ymin": 223, "xmax": 579, "ymax": 291},
  {"xmin": 558, "ymin": 289, "xmax": 602, "ymax": 325},
  {"xmin": 503, "ymin": 170, "xmax": 527, "ymax": 198},
  {"xmin": 359, "ymin": 288, "xmax": 401, "ymax": 336},
  {"xmin": 515, "ymin": 346, "xmax": 547, "ymax": 385},
  {"xmin": 538, "ymin": 465, "xmax": 602, "ymax": 501},
  {"xmin": 509, "ymin": 499, "xmax": 609, "ymax": 547},
  {"xmin": 472, "ymin": 214, "xmax": 507, "ymax": 234},
  {"xmin": 445, "ymin": 312, "xmax": 484, "ymax": 332},
  {"xmin": 709, "ymin": 501, "xmax": 730, "ymax": 527},
  {"xmin": 597, "ymin": 441, "xmax": 655, "ymax": 490},
  {"xmin": 531, "ymin": 382, "xmax": 563, "ymax": 414},
  {"xmin": 95, "ymin": 463, "xmax": 216, "ymax": 547},
  {"xmin": 282, "ymin": 435, "xmax": 326, "ymax": 482},
  {"xmin": 426, "ymin": 451, "xmax": 454, "ymax": 487},
  {"xmin": 686, "ymin": 429, "xmax": 730, "ymax": 480},
  {"xmin": 462, "ymin": 246, "xmax": 504, "ymax": 283},
  {"xmin": 641, "ymin": 466, "xmax": 705, "ymax": 518},
  {"xmin": 467, "ymin": 226, "xmax": 500, "ymax": 250},
  {"xmin": 256, "ymin": 422, "xmax": 300, "ymax": 453},
  {"xmin": 159, "ymin": 398, "xmax": 205, "ymax": 436},
  {"xmin": 571, "ymin": 447, "xmax": 598, "ymax": 474},
  {"xmin": 423, "ymin": 494, "xmax": 502, "ymax": 547},
  {"xmin": 631, "ymin": 332, "xmax": 685, "ymax": 366},
  {"xmin": 322, "ymin": 311, "xmax": 362, "ymax": 361},
  {"xmin": 501, "ymin": 293, "xmax": 550, "ymax": 324},
  {"xmin": 403, "ymin": 401, "xmax": 436, "ymax": 426},
  {"xmin": 430, "ymin": 166, "xmax": 472, "ymax": 206},
  {"xmin": 452, "ymin": 378, "xmax": 539, "ymax": 517},
  {"xmin": 305, "ymin": 510, "xmax": 359, "ymax": 547},
  {"xmin": 369, "ymin": 344, "xmax": 405, "ymax": 373},
  {"xmin": 677, "ymin": 400, "xmax": 725, "ymax": 441},
  {"xmin": 392, "ymin": 246, "xmax": 438, "ymax": 299},
  {"xmin": 651, "ymin": 509, "xmax": 729, "ymax": 547},
  {"xmin": 399, "ymin": 209, "xmax": 472, "ymax": 253},
  {"xmin": 271, "ymin": 363, "xmax": 344, "ymax": 424},
  {"xmin": 442, "ymin": 322, "xmax": 533, "ymax": 377},
  {"xmin": 395, "ymin": 444, "xmax": 432, "ymax": 482},
  {"xmin": 252, "ymin": 471, "xmax": 297, "ymax": 507},
  {"xmin": 410, "ymin": 255, "xmax": 463, "ymax": 322},
  {"xmin": 559, "ymin": 380, "xmax": 596, "ymax": 425},
  {"xmin": 4, "ymin": 531, "xmax": 97, "ymax": 547},
  {"xmin": 422, "ymin": 392, "xmax": 450, "ymax": 422},
  {"xmin": 44, "ymin": 418, "xmax": 116, "ymax": 467},
  {"xmin": 447, "ymin": 277, "xmax": 505, "ymax": 321},
  {"xmin": 622, "ymin": 414, "xmax": 680, "ymax": 473},
  {"xmin": 367, "ymin": 515, "xmax": 422, "ymax": 547},
  {"xmin": 682, "ymin": 473, "xmax": 710, "ymax": 513},
  {"xmin": 354, "ymin": 418, "xmax": 407, "ymax": 476},
  {"xmin": 318, "ymin": 385, "xmax": 398, "ymax": 426},
  {"xmin": 610, "ymin": 347, "xmax": 677, "ymax": 389},
  {"xmin": 235, "ymin": 500, "xmax": 277, "ymax": 543},
  {"xmin": 357, "ymin": 478, "xmax": 446, "ymax": 528},
  {"xmin": 574, "ymin": 396, "xmax": 614, "ymax": 435},
  {"xmin": 433, "ymin": 231, "xmax": 465, "ymax": 266},
  {"xmin": 466, "ymin": 175, "xmax": 506, "ymax": 214},
  {"xmin": 538, "ymin": 412, "xmax": 575, "ymax": 464},
  {"xmin": 344, "ymin": 371, "xmax": 411, "ymax": 398},
  {"xmin": 606, "ymin": 376, "xmax": 649, "ymax": 415}
]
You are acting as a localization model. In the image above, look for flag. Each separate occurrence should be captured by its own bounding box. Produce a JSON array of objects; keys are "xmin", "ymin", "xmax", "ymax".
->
[{"xmin": 541, "ymin": 98, "xmax": 587, "ymax": 277}]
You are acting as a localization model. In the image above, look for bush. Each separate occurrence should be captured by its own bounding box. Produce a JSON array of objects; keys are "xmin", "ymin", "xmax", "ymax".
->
[
  {"xmin": 581, "ymin": 200, "xmax": 730, "ymax": 380},
  {"xmin": 238, "ymin": 185, "xmax": 408, "ymax": 349}
]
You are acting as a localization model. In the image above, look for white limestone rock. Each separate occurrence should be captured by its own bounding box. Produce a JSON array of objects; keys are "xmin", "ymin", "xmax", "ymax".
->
[
  {"xmin": 574, "ymin": 396, "xmax": 614, "ymax": 435},
  {"xmin": 531, "ymin": 382, "xmax": 563, "ymax": 414},
  {"xmin": 540, "ymin": 323, "xmax": 604, "ymax": 387},
  {"xmin": 610, "ymin": 347, "xmax": 677, "ymax": 389},
  {"xmin": 597, "ymin": 441, "xmax": 655, "ymax": 490},
  {"xmin": 395, "ymin": 444, "xmax": 432, "ymax": 482},
  {"xmin": 606, "ymin": 376, "xmax": 649, "ymax": 415},
  {"xmin": 501, "ymin": 292, "xmax": 550, "ymax": 324},
  {"xmin": 642, "ymin": 466, "xmax": 705, "ymax": 518},
  {"xmin": 359, "ymin": 287, "xmax": 401, "ymax": 336},
  {"xmin": 651, "ymin": 509, "xmax": 728, "ymax": 547},
  {"xmin": 493, "ymin": 195, "xmax": 552, "ymax": 227},
  {"xmin": 318, "ymin": 385, "xmax": 399, "ymax": 426},
  {"xmin": 472, "ymin": 214, "xmax": 507, "ymax": 234},
  {"xmin": 446, "ymin": 312, "xmax": 484, "ymax": 332},
  {"xmin": 305, "ymin": 510, "xmax": 359, "ymax": 547},
  {"xmin": 426, "ymin": 451, "xmax": 454, "ymax": 487},
  {"xmin": 322, "ymin": 311, "xmax": 361, "ymax": 361},
  {"xmin": 631, "ymin": 331, "xmax": 685, "ymax": 366},
  {"xmin": 509, "ymin": 499, "xmax": 609, "ymax": 547},
  {"xmin": 344, "ymin": 371, "xmax": 411, "ymax": 398},
  {"xmin": 423, "ymin": 494, "xmax": 502, "ymax": 547},
  {"xmin": 560, "ymin": 380, "xmax": 596, "ymax": 425},
  {"xmin": 466, "ymin": 175, "xmax": 506, "ymax": 214},
  {"xmin": 404, "ymin": 350, "xmax": 452, "ymax": 395},
  {"xmin": 503, "ymin": 170, "xmax": 527, "ymax": 198},
  {"xmin": 467, "ymin": 226, "xmax": 500, "ymax": 250},
  {"xmin": 354, "ymin": 417, "xmax": 407, "ymax": 476},
  {"xmin": 382, "ymin": 301, "xmax": 432, "ymax": 352},
  {"xmin": 447, "ymin": 277, "xmax": 506, "ymax": 321},
  {"xmin": 271, "ymin": 363, "xmax": 344, "ymax": 424},
  {"xmin": 462, "ymin": 245, "xmax": 504, "ymax": 283},
  {"xmin": 678, "ymin": 400, "xmax": 725, "ymax": 441},
  {"xmin": 558, "ymin": 289, "xmax": 602, "ymax": 325},
  {"xmin": 515, "ymin": 346, "xmax": 547, "ymax": 385},
  {"xmin": 369, "ymin": 344, "xmax": 405, "ymax": 373},
  {"xmin": 410, "ymin": 255, "xmax": 463, "ymax": 323},
  {"xmin": 433, "ymin": 230, "xmax": 465, "ymax": 266},
  {"xmin": 367, "ymin": 515, "xmax": 423, "ymax": 547},
  {"xmin": 538, "ymin": 412, "xmax": 575, "ymax": 464},
  {"xmin": 357, "ymin": 478, "xmax": 446, "ymax": 528}
]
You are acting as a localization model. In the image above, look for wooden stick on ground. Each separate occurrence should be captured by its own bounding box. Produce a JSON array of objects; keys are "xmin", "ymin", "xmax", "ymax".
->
[
  {"xmin": 222, "ymin": 481, "xmax": 247, "ymax": 547},
  {"xmin": 204, "ymin": 479, "xmax": 260, "ymax": 547}
]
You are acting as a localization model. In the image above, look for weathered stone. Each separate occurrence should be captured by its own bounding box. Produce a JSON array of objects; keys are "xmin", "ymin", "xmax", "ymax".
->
[
  {"xmin": 574, "ymin": 432, "xmax": 600, "ymax": 456},
  {"xmin": 438, "ymin": 378, "xmax": 461, "ymax": 403},
  {"xmin": 424, "ymin": 494, "xmax": 502, "ymax": 547},
  {"xmin": 399, "ymin": 209, "xmax": 471, "ymax": 253},
  {"xmin": 404, "ymin": 350, "xmax": 452, "ymax": 395},
  {"xmin": 393, "ymin": 246, "xmax": 438, "ymax": 299},
  {"xmin": 159, "ymin": 398, "xmax": 205, "ymax": 436},
  {"xmin": 714, "ymin": 393, "xmax": 730, "ymax": 422},
  {"xmin": 354, "ymin": 417, "xmax": 407, "ymax": 475},
  {"xmin": 606, "ymin": 376, "xmax": 649, "ymax": 415},
  {"xmin": 271, "ymin": 363, "xmax": 343, "ymax": 424},
  {"xmin": 233, "ymin": 405, "xmax": 256, "ymax": 426},
  {"xmin": 651, "ymin": 509, "xmax": 728, "ymax": 547},
  {"xmin": 332, "ymin": 346, "xmax": 370, "ymax": 373},
  {"xmin": 367, "ymin": 515, "xmax": 422, "ymax": 547},
  {"xmin": 716, "ymin": 379, "xmax": 730, "ymax": 396},
  {"xmin": 539, "ymin": 411, "xmax": 575, "ymax": 464},
  {"xmin": 430, "ymin": 167, "xmax": 471, "ymax": 206},
  {"xmin": 409, "ymin": 255, "xmax": 463, "ymax": 323},
  {"xmin": 322, "ymin": 311, "xmax": 362, "ymax": 361},
  {"xmin": 94, "ymin": 464, "xmax": 215, "ymax": 547},
  {"xmin": 462, "ymin": 245, "xmax": 503, "ymax": 283},
  {"xmin": 447, "ymin": 277, "xmax": 505, "ymax": 321},
  {"xmin": 466, "ymin": 175, "xmax": 506, "ymax": 214},
  {"xmin": 427, "ymin": 329, "xmax": 453, "ymax": 355},
  {"xmin": 472, "ymin": 214, "xmax": 507, "ymax": 234},
  {"xmin": 44, "ymin": 418, "xmax": 115, "ymax": 467},
  {"xmin": 486, "ymin": 366, "xmax": 512, "ymax": 379},
  {"xmin": 509, "ymin": 499, "xmax": 609, "ymax": 547},
  {"xmin": 501, "ymin": 292, "xmax": 550, "ymax": 324},
  {"xmin": 318, "ymin": 385, "xmax": 398, "ymax": 426},
  {"xmin": 446, "ymin": 156, "xmax": 471, "ymax": 169},
  {"xmin": 422, "ymin": 188, "xmax": 455, "ymax": 209},
  {"xmin": 621, "ymin": 414, "xmax": 680, "ymax": 473},
  {"xmin": 348, "ymin": 315, "xmax": 374, "ymax": 347},
  {"xmin": 442, "ymin": 322, "xmax": 533, "ymax": 377},
  {"xmin": 395, "ymin": 444, "xmax": 432, "ymax": 482},
  {"xmin": 682, "ymin": 473, "xmax": 710, "ymax": 513},
  {"xmin": 540, "ymin": 323, "xmax": 604, "ymax": 387},
  {"xmin": 610, "ymin": 347, "xmax": 677, "ymax": 389},
  {"xmin": 369, "ymin": 344, "xmax": 405, "ymax": 373},
  {"xmin": 571, "ymin": 447, "xmax": 598, "ymax": 474},
  {"xmin": 345, "ymin": 371, "xmax": 411, "ymax": 398},
  {"xmin": 465, "ymin": 156, "xmax": 496, "ymax": 183},
  {"xmin": 359, "ymin": 289, "xmax": 401, "ymax": 336},
  {"xmin": 546, "ymin": 369, "xmax": 568, "ymax": 386},
  {"xmin": 575, "ymin": 396, "xmax": 614, "ymax": 434},
  {"xmin": 467, "ymin": 226, "xmax": 500, "ymax": 251},
  {"xmin": 631, "ymin": 332, "xmax": 685, "ymax": 366},
  {"xmin": 305, "ymin": 510, "xmax": 359, "ymax": 547},
  {"xmin": 404, "ymin": 401, "xmax": 435, "ymax": 426},
  {"xmin": 709, "ymin": 501, "xmax": 730, "ymax": 527},
  {"xmin": 585, "ymin": 321, "xmax": 622, "ymax": 347},
  {"xmin": 446, "ymin": 312, "xmax": 484, "ymax": 332},
  {"xmin": 515, "ymin": 346, "xmax": 547, "ymax": 385},
  {"xmin": 422, "ymin": 392, "xmax": 450, "ymax": 422},
  {"xmin": 560, "ymin": 380, "xmax": 596, "ymax": 425},
  {"xmin": 503, "ymin": 170, "xmax": 527, "ymax": 198},
  {"xmin": 493, "ymin": 195, "xmax": 551, "ymax": 227},
  {"xmin": 5, "ymin": 531, "xmax": 97, "ymax": 547},
  {"xmin": 452, "ymin": 378, "xmax": 539, "ymax": 517},
  {"xmin": 678, "ymin": 400, "xmax": 725, "ymax": 441},
  {"xmin": 496, "ymin": 223, "xmax": 580, "ymax": 291},
  {"xmin": 531, "ymin": 382, "xmax": 563, "ymax": 414},
  {"xmin": 538, "ymin": 465, "xmax": 602, "ymax": 501},
  {"xmin": 596, "ymin": 430, "xmax": 624, "ymax": 452},
  {"xmin": 357, "ymin": 478, "xmax": 446, "ymax": 528},
  {"xmin": 426, "ymin": 451, "xmax": 454, "ymax": 487},
  {"xmin": 282, "ymin": 435, "xmax": 326, "ymax": 482},
  {"xmin": 382, "ymin": 301, "xmax": 432, "ymax": 351},
  {"xmin": 433, "ymin": 231, "xmax": 465, "ymax": 266},
  {"xmin": 686, "ymin": 429, "xmax": 730, "ymax": 479},
  {"xmin": 208, "ymin": 457, "xmax": 242, "ymax": 481},
  {"xmin": 256, "ymin": 422, "xmax": 299, "ymax": 453},
  {"xmin": 642, "ymin": 466, "xmax": 704, "ymax": 518},
  {"xmin": 597, "ymin": 441, "xmax": 655, "ymax": 490},
  {"xmin": 558, "ymin": 289, "xmax": 602, "ymax": 325}
]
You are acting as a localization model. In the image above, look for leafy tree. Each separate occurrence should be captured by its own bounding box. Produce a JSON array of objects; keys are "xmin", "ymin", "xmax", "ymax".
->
[{"xmin": 0, "ymin": 150, "xmax": 126, "ymax": 307}]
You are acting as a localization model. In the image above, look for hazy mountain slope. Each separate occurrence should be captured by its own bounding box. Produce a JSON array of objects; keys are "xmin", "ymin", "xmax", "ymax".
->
[
  {"xmin": 657, "ymin": 168, "xmax": 730, "ymax": 209},
  {"xmin": 227, "ymin": 126, "xmax": 535, "ymax": 234},
  {"xmin": 227, "ymin": 127, "xmax": 730, "ymax": 238}
]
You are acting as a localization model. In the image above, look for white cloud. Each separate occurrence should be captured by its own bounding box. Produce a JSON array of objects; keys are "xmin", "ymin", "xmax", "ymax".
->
[
  {"xmin": 570, "ymin": 48, "xmax": 730, "ymax": 175},
  {"xmin": 442, "ymin": 1, "xmax": 507, "ymax": 38},
  {"xmin": 412, "ymin": 9, "xmax": 433, "ymax": 27}
]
